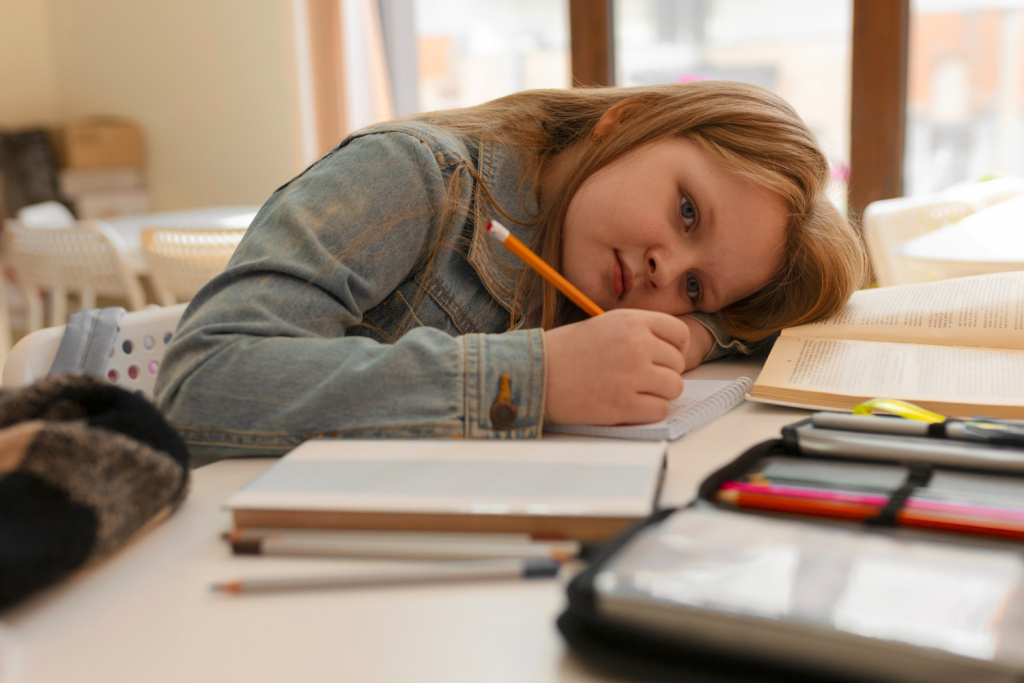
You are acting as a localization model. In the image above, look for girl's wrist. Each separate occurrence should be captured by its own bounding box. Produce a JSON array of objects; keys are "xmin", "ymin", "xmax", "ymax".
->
[{"xmin": 680, "ymin": 316, "xmax": 714, "ymax": 369}]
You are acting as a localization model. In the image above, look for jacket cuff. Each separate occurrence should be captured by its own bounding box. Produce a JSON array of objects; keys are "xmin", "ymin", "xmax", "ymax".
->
[
  {"xmin": 686, "ymin": 312, "xmax": 753, "ymax": 362},
  {"xmin": 462, "ymin": 329, "xmax": 546, "ymax": 438}
]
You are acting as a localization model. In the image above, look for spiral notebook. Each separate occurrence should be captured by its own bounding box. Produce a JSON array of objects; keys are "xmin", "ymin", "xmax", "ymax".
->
[{"xmin": 545, "ymin": 377, "xmax": 752, "ymax": 441}]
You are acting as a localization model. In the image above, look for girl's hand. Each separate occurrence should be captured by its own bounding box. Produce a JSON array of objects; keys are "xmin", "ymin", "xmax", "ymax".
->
[{"xmin": 543, "ymin": 309, "xmax": 698, "ymax": 426}]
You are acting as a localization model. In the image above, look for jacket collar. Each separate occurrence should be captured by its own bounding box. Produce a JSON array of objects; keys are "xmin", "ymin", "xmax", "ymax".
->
[{"xmin": 466, "ymin": 137, "xmax": 540, "ymax": 327}]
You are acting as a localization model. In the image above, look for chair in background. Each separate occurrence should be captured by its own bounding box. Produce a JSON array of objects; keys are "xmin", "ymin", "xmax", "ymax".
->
[
  {"xmin": 4, "ymin": 221, "xmax": 147, "ymax": 331},
  {"xmin": 15, "ymin": 200, "xmax": 76, "ymax": 228},
  {"xmin": 140, "ymin": 227, "xmax": 246, "ymax": 305},
  {"xmin": 863, "ymin": 177, "xmax": 1024, "ymax": 287},
  {"xmin": 2, "ymin": 303, "xmax": 188, "ymax": 400}
]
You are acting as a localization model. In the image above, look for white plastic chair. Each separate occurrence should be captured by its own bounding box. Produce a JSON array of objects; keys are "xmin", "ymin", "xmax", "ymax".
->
[
  {"xmin": 863, "ymin": 177, "xmax": 1024, "ymax": 287},
  {"xmin": 2, "ymin": 303, "xmax": 188, "ymax": 400},
  {"xmin": 16, "ymin": 200, "xmax": 76, "ymax": 228},
  {"xmin": 5, "ymin": 220, "xmax": 146, "ymax": 330},
  {"xmin": 140, "ymin": 227, "xmax": 245, "ymax": 305}
]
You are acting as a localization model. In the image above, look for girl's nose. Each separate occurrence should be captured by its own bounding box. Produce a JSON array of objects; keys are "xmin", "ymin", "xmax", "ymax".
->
[{"xmin": 645, "ymin": 248, "xmax": 682, "ymax": 289}]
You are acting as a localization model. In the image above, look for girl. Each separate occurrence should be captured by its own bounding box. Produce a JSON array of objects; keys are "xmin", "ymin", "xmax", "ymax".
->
[{"xmin": 155, "ymin": 81, "xmax": 869, "ymax": 463}]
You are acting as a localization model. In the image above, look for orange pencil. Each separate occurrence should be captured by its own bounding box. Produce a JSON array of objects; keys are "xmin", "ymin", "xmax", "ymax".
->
[
  {"xmin": 486, "ymin": 220, "xmax": 604, "ymax": 317},
  {"xmin": 714, "ymin": 489, "xmax": 877, "ymax": 522},
  {"xmin": 715, "ymin": 489, "xmax": 1024, "ymax": 542},
  {"xmin": 899, "ymin": 508, "xmax": 1024, "ymax": 542}
]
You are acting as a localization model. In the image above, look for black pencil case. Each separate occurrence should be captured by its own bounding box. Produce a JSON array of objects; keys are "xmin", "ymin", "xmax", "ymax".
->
[{"xmin": 558, "ymin": 420, "xmax": 1024, "ymax": 683}]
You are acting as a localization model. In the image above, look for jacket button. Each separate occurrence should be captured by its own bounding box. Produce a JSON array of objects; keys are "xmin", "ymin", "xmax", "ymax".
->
[
  {"xmin": 490, "ymin": 400, "xmax": 517, "ymax": 429},
  {"xmin": 490, "ymin": 375, "xmax": 517, "ymax": 429}
]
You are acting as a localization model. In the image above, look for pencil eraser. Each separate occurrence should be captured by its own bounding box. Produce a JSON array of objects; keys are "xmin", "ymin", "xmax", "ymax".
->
[{"xmin": 487, "ymin": 220, "xmax": 510, "ymax": 241}]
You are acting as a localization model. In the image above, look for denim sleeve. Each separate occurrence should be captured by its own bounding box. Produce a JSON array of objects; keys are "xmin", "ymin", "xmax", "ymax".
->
[
  {"xmin": 685, "ymin": 312, "xmax": 758, "ymax": 362},
  {"xmin": 154, "ymin": 131, "xmax": 546, "ymax": 463}
]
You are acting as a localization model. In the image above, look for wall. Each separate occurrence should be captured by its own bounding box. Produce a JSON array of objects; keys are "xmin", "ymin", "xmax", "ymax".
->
[
  {"xmin": 0, "ymin": 1, "xmax": 60, "ymax": 127},
  {"xmin": 1, "ymin": 0, "xmax": 307, "ymax": 211}
]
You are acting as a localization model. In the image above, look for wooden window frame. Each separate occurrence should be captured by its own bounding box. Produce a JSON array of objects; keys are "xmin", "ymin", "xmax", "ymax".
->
[{"xmin": 568, "ymin": 0, "xmax": 911, "ymax": 219}]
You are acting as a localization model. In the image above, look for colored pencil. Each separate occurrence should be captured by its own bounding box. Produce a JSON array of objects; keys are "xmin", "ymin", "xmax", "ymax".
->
[
  {"xmin": 715, "ymin": 489, "xmax": 878, "ymax": 522},
  {"xmin": 486, "ymin": 220, "xmax": 604, "ymax": 317},
  {"xmin": 715, "ymin": 488, "xmax": 1024, "ymax": 541},
  {"xmin": 721, "ymin": 480, "xmax": 1024, "ymax": 523}
]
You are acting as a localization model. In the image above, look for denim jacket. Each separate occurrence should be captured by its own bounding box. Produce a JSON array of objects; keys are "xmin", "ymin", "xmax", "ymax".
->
[{"xmin": 154, "ymin": 121, "xmax": 750, "ymax": 463}]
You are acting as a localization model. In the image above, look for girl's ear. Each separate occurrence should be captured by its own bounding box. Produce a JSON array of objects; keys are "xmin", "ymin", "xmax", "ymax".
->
[{"xmin": 594, "ymin": 93, "xmax": 667, "ymax": 139}]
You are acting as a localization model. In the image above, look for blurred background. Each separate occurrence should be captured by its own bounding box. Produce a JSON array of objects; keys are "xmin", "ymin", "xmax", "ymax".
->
[
  {"xmin": 0, "ymin": 0, "xmax": 1022, "ymax": 375},
  {"xmin": 3, "ymin": 0, "xmax": 1022, "ymax": 219}
]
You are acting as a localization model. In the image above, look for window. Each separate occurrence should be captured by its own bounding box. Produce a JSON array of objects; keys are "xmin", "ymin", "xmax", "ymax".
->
[
  {"xmin": 410, "ymin": 0, "xmax": 570, "ymax": 112},
  {"xmin": 905, "ymin": 0, "xmax": 1024, "ymax": 195},
  {"xmin": 613, "ymin": 0, "xmax": 853, "ymax": 207}
]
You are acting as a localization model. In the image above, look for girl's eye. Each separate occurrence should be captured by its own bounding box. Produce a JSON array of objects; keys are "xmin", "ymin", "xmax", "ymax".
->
[
  {"xmin": 685, "ymin": 273, "xmax": 701, "ymax": 303},
  {"xmin": 679, "ymin": 195, "xmax": 697, "ymax": 229}
]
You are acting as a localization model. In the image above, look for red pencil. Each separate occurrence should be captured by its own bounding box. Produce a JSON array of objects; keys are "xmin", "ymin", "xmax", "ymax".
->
[
  {"xmin": 714, "ymin": 489, "xmax": 877, "ymax": 521},
  {"xmin": 714, "ymin": 489, "xmax": 1024, "ymax": 542}
]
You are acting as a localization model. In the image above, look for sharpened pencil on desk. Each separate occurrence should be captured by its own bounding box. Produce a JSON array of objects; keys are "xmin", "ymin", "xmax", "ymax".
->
[
  {"xmin": 486, "ymin": 220, "xmax": 604, "ymax": 317},
  {"xmin": 227, "ymin": 529, "xmax": 580, "ymax": 561},
  {"xmin": 210, "ymin": 557, "xmax": 562, "ymax": 594}
]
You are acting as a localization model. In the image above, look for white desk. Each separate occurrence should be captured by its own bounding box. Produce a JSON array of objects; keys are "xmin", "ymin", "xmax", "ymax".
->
[
  {"xmin": 99, "ymin": 206, "xmax": 258, "ymax": 275},
  {"xmin": 894, "ymin": 194, "xmax": 1024, "ymax": 282},
  {"xmin": 1, "ymin": 359, "xmax": 809, "ymax": 683},
  {"xmin": 101, "ymin": 206, "xmax": 258, "ymax": 250}
]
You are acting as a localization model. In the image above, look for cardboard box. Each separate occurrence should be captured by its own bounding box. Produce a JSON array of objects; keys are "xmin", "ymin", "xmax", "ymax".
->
[
  {"xmin": 74, "ymin": 188, "xmax": 150, "ymax": 219},
  {"xmin": 62, "ymin": 119, "xmax": 144, "ymax": 169}
]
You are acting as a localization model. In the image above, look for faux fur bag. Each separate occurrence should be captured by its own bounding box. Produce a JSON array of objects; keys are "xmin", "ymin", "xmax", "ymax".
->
[{"xmin": 0, "ymin": 373, "xmax": 189, "ymax": 610}]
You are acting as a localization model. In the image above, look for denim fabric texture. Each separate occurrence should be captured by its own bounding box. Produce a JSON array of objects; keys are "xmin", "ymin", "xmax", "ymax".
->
[{"xmin": 154, "ymin": 121, "xmax": 745, "ymax": 463}]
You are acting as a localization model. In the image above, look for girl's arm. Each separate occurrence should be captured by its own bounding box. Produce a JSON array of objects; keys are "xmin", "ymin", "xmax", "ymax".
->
[{"xmin": 155, "ymin": 130, "xmax": 546, "ymax": 463}]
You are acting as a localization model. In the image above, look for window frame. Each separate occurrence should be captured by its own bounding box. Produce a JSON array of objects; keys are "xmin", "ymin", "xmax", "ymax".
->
[{"xmin": 567, "ymin": 0, "xmax": 910, "ymax": 219}]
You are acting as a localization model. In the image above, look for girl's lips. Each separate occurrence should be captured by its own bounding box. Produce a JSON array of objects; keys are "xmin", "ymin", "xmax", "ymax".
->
[
  {"xmin": 614, "ymin": 252, "xmax": 634, "ymax": 298},
  {"xmin": 619, "ymin": 254, "xmax": 634, "ymax": 297},
  {"xmin": 613, "ymin": 255, "xmax": 624, "ymax": 297}
]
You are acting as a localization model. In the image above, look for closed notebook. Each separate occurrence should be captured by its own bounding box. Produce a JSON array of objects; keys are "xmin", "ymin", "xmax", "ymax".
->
[
  {"xmin": 224, "ymin": 439, "xmax": 667, "ymax": 541},
  {"xmin": 545, "ymin": 377, "xmax": 752, "ymax": 440}
]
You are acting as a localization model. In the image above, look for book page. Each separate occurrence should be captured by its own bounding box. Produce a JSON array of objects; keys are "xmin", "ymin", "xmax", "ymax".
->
[
  {"xmin": 784, "ymin": 271, "xmax": 1024, "ymax": 349},
  {"xmin": 752, "ymin": 336, "xmax": 1024, "ymax": 417}
]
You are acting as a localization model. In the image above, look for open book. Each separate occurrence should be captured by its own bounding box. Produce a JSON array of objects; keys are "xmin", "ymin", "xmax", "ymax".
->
[
  {"xmin": 749, "ymin": 271, "xmax": 1024, "ymax": 419},
  {"xmin": 224, "ymin": 439, "xmax": 667, "ymax": 542},
  {"xmin": 546, "ymin": 378, "xmax": 752, "ymax": 440}
]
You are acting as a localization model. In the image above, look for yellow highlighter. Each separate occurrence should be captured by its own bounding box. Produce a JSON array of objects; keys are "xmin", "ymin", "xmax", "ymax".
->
[
  {"xmin": 852, "ymin": 398, "xmax": 946, "ymax": 423},
  {"xmin": 486, "ymin": 220, "xmax": 604, "ymax": 318}
]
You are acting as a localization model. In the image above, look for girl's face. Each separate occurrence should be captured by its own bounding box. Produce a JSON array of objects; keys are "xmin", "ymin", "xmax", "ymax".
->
[{"xmin": 561, "ymin": 137, "xmax": 788, "ymax": 316}]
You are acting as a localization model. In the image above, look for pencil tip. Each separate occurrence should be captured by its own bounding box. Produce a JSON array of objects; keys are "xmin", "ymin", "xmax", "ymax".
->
[
  {"xmin": 210, "ymin": 581, "xmax": 242, "ymax": 594},
  {"xmin": 715, "ymin": 489, "xmax": 739, "ymax": 503}
]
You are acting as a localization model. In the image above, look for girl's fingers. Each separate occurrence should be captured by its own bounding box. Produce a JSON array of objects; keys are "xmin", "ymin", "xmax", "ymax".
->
[
  {"xmin": 646, "ymin": 313, "xmax": 692, "ymax": 348},
  {"xmin": 639, "ymin": 365, "xmax": 684, "ymax": 401},
  {"xmin": 650, "ymin": 336, "xmax": 687, "ymax": 374},
  {"xmin": 629, "ymin": 391, "xmax": 677, "ymax": 422}
]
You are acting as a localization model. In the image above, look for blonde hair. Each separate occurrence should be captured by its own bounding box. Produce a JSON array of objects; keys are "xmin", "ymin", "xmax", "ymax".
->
[{"xmin": 414, "ymin": 81, "xmax": 869, "ymax": 340}]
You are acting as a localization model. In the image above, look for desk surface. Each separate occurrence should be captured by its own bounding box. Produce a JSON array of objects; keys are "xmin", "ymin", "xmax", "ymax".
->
[
  {"xmin": 2, "ymin": 359, "xmax": 809, "ymax": 683},
  {"xmin": 101, "ymin": 206, "xmax": 259, "ymax": 249},
  {"xmin": 100, "ymin": 206, "xmax": 258, "ymax": 276}
]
